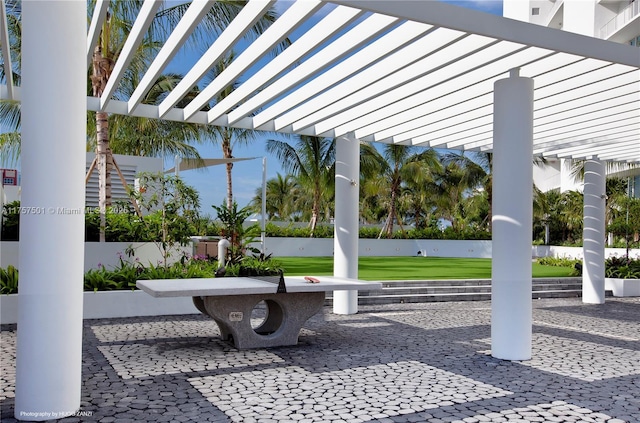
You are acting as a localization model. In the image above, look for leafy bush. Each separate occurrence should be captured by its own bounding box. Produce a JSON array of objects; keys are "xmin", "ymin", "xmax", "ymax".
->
[
  {"xmin": 0, "ymin": 265, "xmax": 19, "ymax": 294},
  {"xmin": 537, "ymin": 256, "xmax": 582, "ymax": 276},
  {"xmin": 605, "ymin": 257, "xmax": 640, "ymax": 279},
  {"xmin": 1, "ymin": 201, "xmax": 20, "ymax": 241}
]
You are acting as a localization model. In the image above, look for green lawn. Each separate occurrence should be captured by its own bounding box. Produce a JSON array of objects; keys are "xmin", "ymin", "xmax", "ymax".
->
[{"xmin": 275, "ymin": 256, "xmax": 575, "ymax": 280}]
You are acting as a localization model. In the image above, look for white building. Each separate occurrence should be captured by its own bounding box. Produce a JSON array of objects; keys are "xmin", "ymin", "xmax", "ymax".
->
[{"xmin": 504, "ymin": 0, "xmax": 640, "ymax": 196}]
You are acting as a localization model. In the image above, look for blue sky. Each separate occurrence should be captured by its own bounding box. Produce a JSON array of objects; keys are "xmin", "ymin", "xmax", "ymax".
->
[{"xmin": 173, "ymin": 0, "xmax": 503, "ymax": 216}]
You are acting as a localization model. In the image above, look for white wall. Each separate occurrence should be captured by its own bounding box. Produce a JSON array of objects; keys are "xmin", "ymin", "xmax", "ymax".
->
[
  {"xmin": 258, "ymin": 238, "xmax": 493, "ymax": 258},
  {"xmin": 533, "ymin": 245, "xmax": 640, "ymax": 260},
  {"xmin": 1, "ymin": 241, "xmax": 191, "ymax": 272},
  {"xmin": 2, "ymin": 240, "xmax": 638, "ymax": 271}
]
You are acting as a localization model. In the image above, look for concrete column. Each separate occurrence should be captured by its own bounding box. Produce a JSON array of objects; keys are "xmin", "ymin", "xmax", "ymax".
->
[
  {"xmin": 333, "ymin": 132, "xmax": 360, "ymax": 314},
  {"xmin": 582, "ymin": 159, "xmax": 606, "ymax": 304},
  {"xmin": 15, "ymin": 1, "xmax": 86, "ymax": 421},
  {"xmin": 491, "ymin": 69, "xmax": 534, "ymax": 361}
]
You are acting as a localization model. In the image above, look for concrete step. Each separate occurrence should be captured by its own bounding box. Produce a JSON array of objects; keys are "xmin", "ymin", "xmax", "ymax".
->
[{"xmin": 324, "ymin": 278, "xmax": 587, "ymax": 305}]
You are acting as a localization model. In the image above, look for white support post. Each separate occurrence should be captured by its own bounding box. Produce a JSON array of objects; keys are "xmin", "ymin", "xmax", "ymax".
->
[
  {"xmin": 15, "ymin": 1, "xmax": 86, "ymax": 421},
  {"xmin": 333, "ymin": 132, "xmax": 360, "ymax": 314},
  {"xmin": 582, "ymin": 159, "xmax": 606, "ymax": 304},
  {"xmin": 491, "ymin": 69, "xmax": 534, "ymax": 361}
]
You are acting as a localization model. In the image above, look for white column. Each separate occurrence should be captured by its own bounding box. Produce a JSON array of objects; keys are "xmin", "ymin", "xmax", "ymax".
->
[
  {"xmin": 333, "ymin": 132, "xmax": 360, "ymax": 314},
  {"xmin": 16, "ymin": 2, "xmax": 86, "ymax": 421},
  {"xmin": 582, "ymin": 159, "xmax": 606, "ymax": 304},
  {"xmin": 491, "ymin": 69, "xmax": 534, "ymax": 361}
]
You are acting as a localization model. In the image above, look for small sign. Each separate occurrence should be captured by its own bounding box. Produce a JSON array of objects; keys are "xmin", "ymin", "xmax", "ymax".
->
[{"xmin": 229, "ymin": 312, "xmax": 243, "ymax": 322}]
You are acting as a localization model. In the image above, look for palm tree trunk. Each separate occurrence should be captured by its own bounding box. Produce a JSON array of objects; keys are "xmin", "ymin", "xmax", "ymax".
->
[
  {"xmin": 91, "ymin": 42, "xmax": 113, "ymax": 242},
  {"xmin": 96, "ymin": 112, "xmax": 112, "ymax": 242},
  {"xmin": 310, "ymin": 181, "xmax": 320, "ymax": 236},
  {"xmin": 223, "ymin": 134, "xmax": 233, "ymax": 209}
]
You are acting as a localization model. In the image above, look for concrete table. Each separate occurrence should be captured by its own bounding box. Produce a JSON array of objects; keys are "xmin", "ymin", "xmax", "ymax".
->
[{"xmin": 136, "ymin": 276, "xmax": 382, "ymax": 349}]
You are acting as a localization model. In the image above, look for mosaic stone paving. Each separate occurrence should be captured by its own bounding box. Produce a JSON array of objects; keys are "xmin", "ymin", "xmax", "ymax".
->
[{"xmin": 1, "ymin": 298, "xmax": 638, "ymax": 422}]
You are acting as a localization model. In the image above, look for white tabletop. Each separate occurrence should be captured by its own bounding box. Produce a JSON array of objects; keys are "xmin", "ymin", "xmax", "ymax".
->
[{"xmin": 136, "ymin": 276, "xmax": 382, "ymax": 298}]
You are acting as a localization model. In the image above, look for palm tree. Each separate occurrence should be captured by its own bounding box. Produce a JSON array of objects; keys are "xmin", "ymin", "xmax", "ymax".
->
[
  {"xmin": 266, "ymin": 135, "xmax": 336, "ymax": 236},
  {"xmin": 87, "ymin": 72, "xmax": 202, "ymax": 158},
  {"xmin": 362, "ymin": 144, "xmax": 440, "ymax": 238},
  {"xmin": 0, "ymin": 1, "xmax": 21, "ymax": 167},
  {"xmin": 440, "ymin": 151, "xmax": 492, "ymax": 229},
  {"xmin": 87, "ymin": 1, "xmax": 279, "ymax": 240},
  {"xmin": 201, "ymin": 52, "xmax": 263, "ymax": 210},
  {"xmin": 250, "ymin": 172, "xmax": 301, "ymax": 221}
]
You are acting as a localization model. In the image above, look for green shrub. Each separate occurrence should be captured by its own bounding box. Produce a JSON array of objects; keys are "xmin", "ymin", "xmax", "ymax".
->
[
  {"xmin": 0, "ymin": 265, "xmax": 19, "ymax": 294},
  {"xmin": 605, "ymin": 257, "xmax": 640, "ymax": 279}
]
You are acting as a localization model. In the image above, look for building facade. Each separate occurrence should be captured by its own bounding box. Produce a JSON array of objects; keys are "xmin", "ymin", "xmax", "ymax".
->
[{"xmin": 503, "ymin": 0, "xmax": 640, "ymax": 196}]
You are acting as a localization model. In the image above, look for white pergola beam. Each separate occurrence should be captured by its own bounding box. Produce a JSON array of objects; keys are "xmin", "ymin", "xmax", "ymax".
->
[
  {"xmin": 128, "ymin": 0, "xmax": 216, "ymax": 114},
  {"xmin": 535, "ymin": 70, "xmax": 639, "ymax": 110},
  {"xmin": 535, "ymin": 92, "xmax": 639, "ymax": 126},
  {"xmin": 99, "ymin": 0, "xmax": 162, "ymax": 110},
  {"xmin": 183, "ymin": 0, "xmax": 324, "ymax": 121},
  {"xmin": 539, "ymin": 134, "xmax": 640, "ymax": 157},
  {"xmin": 244, "ymin": 18, "xmax": 430, "ymax": 128},
  {"xmin": 158, "ymin": 0, "xmax": 276, "ymax": 118},
  {"xmin": 207, "ymin": 5, "xmax": 365, "ymax": 123},
  {"xmin": 348, "ymin": 47, "xmax": 553, "ymax": 140},
  {"xmin": 275, "ymin": 17, "xmax": 450, "ymax": 130},
  {"xmin": 535, "ymin": 108, "xmax": 639, "ymax": 136},
  {"xmin": 0, "ymin": 0, "xmax": 13, "ymax": 99},
  {"xmin": 326, "ymin": 0, "xmax": 640, "ymax": 67},
  {"xmin": 86, "ymin": 0, "xmax": 109, "ymax": 68},
  {"xmin": 291, "ymin": 33, "xmax": 497, "ymax": 134}
]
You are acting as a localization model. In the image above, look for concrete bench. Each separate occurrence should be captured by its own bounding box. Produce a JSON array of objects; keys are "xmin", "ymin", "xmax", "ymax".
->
[{"xmin": 136, "ymin": 276, "xmax": 382, "ymax": 349}]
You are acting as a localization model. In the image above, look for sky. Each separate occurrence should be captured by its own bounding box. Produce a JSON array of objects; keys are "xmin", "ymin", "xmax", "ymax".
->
[{"xmin": 164, "ymin": 0, "xmax": 504, "ymax": 216}]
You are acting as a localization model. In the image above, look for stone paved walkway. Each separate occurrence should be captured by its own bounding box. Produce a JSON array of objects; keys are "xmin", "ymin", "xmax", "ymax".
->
[{"xmin": 1, "ymin": 297, "xmax": 639, "ymax": 422}]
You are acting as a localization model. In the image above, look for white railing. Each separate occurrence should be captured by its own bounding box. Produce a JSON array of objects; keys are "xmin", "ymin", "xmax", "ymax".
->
[{"xmin": 599, "ymin": 0, "xmax": 640, "ymax": 39}]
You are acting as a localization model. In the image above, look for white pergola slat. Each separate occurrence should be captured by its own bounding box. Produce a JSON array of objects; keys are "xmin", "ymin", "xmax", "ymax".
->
[
  {"xmin": 86, "ymin": 0, "xmax": 109, "ymax": 68},
  {"xmin": 3, "ymin": 0, "xmax": 637, "ymax": 162},
  {"xmin": 182, "ymin": 0, "xmax": 325, "ymax": 121},
  {"xmin": 0, "ymin": 0, "xmax": 13, "ymax": 99},
  {"xmin": 206, "ymin": 5, "xmax": 366, "ymax": 124},
  {"xmin": 99, "ymin": 0, "xmax": 162, "ymax": 110},
  {"xmin": 127, "ymin": 0, "xmax": 216, "ymax": 113}
]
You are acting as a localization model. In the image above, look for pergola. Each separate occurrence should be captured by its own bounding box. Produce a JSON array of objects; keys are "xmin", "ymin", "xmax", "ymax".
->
[{"xmin": 2, "ymin": 0, "xmax": 639, "ymax": 420}]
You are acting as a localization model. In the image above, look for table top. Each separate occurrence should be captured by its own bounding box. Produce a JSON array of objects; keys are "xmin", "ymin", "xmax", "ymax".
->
[{"xmin": 136, "ymin": 276, "xmax": 383, "ymax": 298}]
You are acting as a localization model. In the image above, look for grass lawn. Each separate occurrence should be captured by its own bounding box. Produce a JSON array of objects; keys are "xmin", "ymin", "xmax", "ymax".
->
[{"xmin": 274, "ymin": 256, "xmax": 575, "ymax": 280}]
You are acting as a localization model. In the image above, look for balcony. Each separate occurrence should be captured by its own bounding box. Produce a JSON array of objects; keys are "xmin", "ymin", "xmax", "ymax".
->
[{"xmin": 599, "ymin": 0, "xmax": 640, "ymax": 40}]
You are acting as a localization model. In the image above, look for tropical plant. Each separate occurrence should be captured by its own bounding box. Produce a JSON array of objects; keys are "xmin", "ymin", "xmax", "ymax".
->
[
  {"xmin": 0, "ymin": 1, "xmax": 21, "ymax": 167},
  {"xmin": 362, "ymin": 145, "xmax": 440, "ymax": 238},
  {"xmin": 127, "ymin": 172, "xmax": 200, "ymax": 268},
  {"xmin": 607, "ymin": 196, "xmax": 640, "ymax": 259},
  {"xmin": 0, "ymin": 265, "xmax": 19, "ymax": 294},
  {"xmin": 250, "ymin": 172, "xmax": 302, "ymax": 221},
  {"xmin": 212, "ymin": 201, "xmax": 261, "ymax": 262},
  {"xmin": 266, "ymin": 135, "xmax": 336, "ymax": 236}
]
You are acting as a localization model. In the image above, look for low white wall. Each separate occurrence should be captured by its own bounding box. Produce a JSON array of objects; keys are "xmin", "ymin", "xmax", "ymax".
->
[
  {"xmin": 534, "ymin": 245, "xmax": 640, "ymax": 260},
  {"xmin": 0, "ymin": 241, "xmax": 191, "ymax": 272},
  {"xmin": 1, "ymin": 291, "xmax": 199, "ymax": 324},
  {"xmin": 259, "ymin": 238, "xmax": 493, "ymax": 258},
  {"xmin": 2, "ymin": 240, "xmax": 639, "ymax": 271}
]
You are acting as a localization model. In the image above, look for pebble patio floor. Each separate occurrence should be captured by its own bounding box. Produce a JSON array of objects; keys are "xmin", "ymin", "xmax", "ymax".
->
[{"xmin": 1, "ymin": 297, "xmax": 639, "ymax": 422}]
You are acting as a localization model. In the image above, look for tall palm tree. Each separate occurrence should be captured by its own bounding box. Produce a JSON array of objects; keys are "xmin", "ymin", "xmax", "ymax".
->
[
  {"xmin": 87, "ymin": 1, "xmax": 280, "ymax": 240},
  {"xmin": 266, "ymin": 135, "xmax": 336, "ymax": 235},
  {"xmin": 440, "ymin": 151, "xmax": 492, "ymax": 229},
  {"xmin": 0, "ymin": 1, "xmax": 21, "ymax": 167},
  {"xmin": 250, "ymin": 172, "xmax": 301, "ymax": 221},
  {"xmin": 202, "ymin": 52, "xmax": 263, "ymax": 210},
  {"xmin": 362, "ymin": 144, "xmax": 440, "ymax": 238},
  {"xmin": 87, "ymin": 72, "xmax": 202, "ymax": 158}
]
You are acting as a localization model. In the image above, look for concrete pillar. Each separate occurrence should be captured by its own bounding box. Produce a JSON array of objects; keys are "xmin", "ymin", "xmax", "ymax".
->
[
  {"xmin": 582, "ymin": 159, "xmax": 606, "ymax": 304},
  {"xmin": 333, "ymin": 132, "xmax": 360, "ymax": 314},
  {"xmin": 15, "ymin": 1, "xmax": 86, "ymax": 420},
  {"xmin": 491, "ymin": 69, "xmax": 534, "ymax": 361}
]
